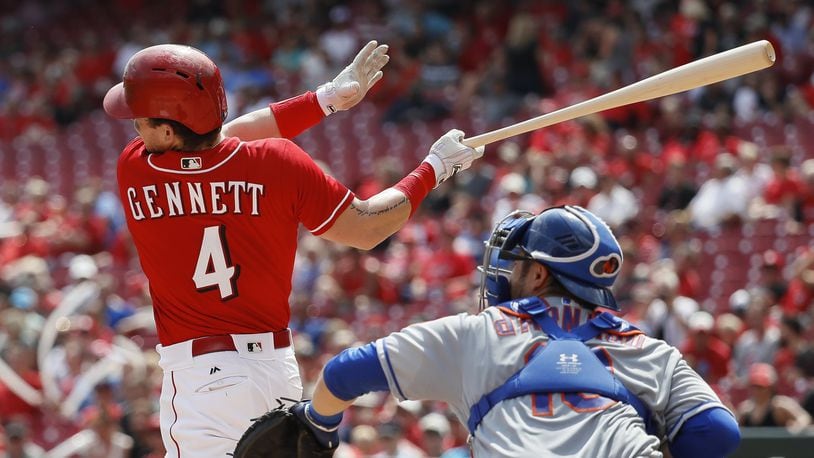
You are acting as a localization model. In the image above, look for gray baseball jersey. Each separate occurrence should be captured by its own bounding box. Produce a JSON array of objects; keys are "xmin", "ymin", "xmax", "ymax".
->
[{"xmin": 374, "ymin": 297, "xmax": 729, "ymax": 457}]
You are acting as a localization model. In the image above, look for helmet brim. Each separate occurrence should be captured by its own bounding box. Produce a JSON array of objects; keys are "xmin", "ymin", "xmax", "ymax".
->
[
  {"xmin": 550, "ymin": 270, "xmax": 619, "ymax": 311},
  {"xmin": 103, "ymin": 83, "xmax": 134, "ymax": 119}
]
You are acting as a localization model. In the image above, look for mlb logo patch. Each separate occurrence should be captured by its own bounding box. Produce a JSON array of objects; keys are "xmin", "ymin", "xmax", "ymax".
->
[
  {"xmin": 181, "ymin": 157, "xmax": 202, "ymax": 170},
  {"xmin": 247, "ymin": 342, "xmax": 263, "ymax": 353}
]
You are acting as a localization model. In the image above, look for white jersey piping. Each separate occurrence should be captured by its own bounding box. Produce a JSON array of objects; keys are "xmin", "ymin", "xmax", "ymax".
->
[
  {"xmin": 147, "ymin": 141, "xmax": 245, "ymax": 174},
  {"xmin": 310, "ymin": 189, "xmax": 352, "ymax": 233}
]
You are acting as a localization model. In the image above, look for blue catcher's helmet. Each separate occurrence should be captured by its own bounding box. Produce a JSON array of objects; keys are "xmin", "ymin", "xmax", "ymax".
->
[{"xmin": 478, "ymin": 206, "xmax": 623, "ymax": 311}]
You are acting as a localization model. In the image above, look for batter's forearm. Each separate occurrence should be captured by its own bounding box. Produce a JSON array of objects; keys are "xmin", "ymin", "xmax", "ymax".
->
[{"xmin": 321, "ymin": 189, "xmax": 411, "ymax": 250}]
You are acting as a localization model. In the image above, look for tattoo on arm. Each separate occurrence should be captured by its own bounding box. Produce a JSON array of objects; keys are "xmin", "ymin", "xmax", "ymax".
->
[{"xmin": 350, "ymin": 196, "xmax": 408, "ymax": 217}]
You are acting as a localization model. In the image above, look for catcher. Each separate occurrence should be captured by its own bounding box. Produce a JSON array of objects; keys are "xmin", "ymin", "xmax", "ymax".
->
[{"xmin": 235, "ymin": 206, "xmax": 741, "ymax": 457}]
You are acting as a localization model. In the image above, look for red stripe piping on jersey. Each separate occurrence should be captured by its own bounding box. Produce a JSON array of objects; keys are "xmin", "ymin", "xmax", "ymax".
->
[
  {"xmin": 146, "ymin": 141, "xmax": 244, "ymax": 174},
  {"xmin": 494, "ymin": 306, "xmax": 644, "ymax": 337},
  {"xmin": 170, "ymin": 372, "xmax": 181, "ymax": 457},
  {"xmin": 310, "ymin": 189, "xmax": 352, "ymax": 234},
  {"xmin": 605, "ymin": 329, "xmax": 644, "ymax": 336}
]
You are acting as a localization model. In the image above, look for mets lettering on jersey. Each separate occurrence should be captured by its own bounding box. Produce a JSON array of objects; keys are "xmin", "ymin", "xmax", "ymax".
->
[{"xmin": 125, "ymin": 181, "xmax": 265, "ymax": 220}]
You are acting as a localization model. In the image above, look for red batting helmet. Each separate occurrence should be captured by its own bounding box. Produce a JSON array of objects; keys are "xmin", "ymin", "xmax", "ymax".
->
[{"xmin": 103, "ymin": 44, "xmax": 227, "ymax": 134}]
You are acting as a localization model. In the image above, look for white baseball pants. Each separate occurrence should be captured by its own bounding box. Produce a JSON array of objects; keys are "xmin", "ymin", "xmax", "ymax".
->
[{"xmin": 156, "ymin": 332, "xmax": 303, "ymax": 457}]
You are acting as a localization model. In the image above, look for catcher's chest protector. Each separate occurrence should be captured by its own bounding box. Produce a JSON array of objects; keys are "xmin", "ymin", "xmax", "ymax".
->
[{"xmin": 467, "ymin": 297, "xmax": 652, "ymax": 434}]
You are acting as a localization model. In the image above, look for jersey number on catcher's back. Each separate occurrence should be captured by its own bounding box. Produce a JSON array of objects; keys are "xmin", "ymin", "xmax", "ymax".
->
[
  {"xmin": 526, "ymin": 342, "xmax": 617, "ymax": 416},
  {"xmin": 193, "ymin": 225, "xmax": 240, "ymax": 300}
]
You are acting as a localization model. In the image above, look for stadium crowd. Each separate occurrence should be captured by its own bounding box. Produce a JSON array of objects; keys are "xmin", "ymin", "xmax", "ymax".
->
[{"xmin": 2, "ymin": 0, "xmax": 814, "ymax": 456}]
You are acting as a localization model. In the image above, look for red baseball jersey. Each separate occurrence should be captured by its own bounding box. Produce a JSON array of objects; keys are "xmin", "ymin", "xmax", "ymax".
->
[{"xmin": 117, "ymin": 137, "xmax": 353, "ymax": 345}]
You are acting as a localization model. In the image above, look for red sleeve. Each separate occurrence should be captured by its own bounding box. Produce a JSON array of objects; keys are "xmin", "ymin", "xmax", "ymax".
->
[{"xmin": 278, "ymin": 140, "xmax": 354, "ymax": 235}]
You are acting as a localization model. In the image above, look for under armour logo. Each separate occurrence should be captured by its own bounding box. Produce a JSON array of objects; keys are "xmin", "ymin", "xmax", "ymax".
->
[
  {"xmin": 557, "ymin": 353, "xmax": 582, "ymax": 375},
  {"xmin": 209, "ymin": 366, "xmax": 221, "ymax": 375},
  {"xmin": 559, "ymin": 354, "xmax": 579, "ymax": 363},
  {"xmin": 247, "ymin": 342, "xmax": 262, "ymax": 353}
]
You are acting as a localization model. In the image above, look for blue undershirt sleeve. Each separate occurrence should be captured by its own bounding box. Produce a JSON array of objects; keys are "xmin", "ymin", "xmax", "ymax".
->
[
  {"xmin": 322, "ymin": 342, "xmax": 389, "ymax": 401},
  {"xmin": 669, "ymin": 407, "xmax": 741, "ymax": 458}
]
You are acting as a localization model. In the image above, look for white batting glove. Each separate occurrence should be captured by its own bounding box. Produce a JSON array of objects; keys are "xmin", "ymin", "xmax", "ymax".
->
[
  {"xmin": 315, "ymin": 40, "xmax": 390, "ymax": 115},
  {"xmin": 423, "ymin": 129, "xmax": 485, "ymax": 187}
]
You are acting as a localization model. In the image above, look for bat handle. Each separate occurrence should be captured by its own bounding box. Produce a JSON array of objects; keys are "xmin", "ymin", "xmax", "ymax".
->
[{"xmin": 461, "ymin": 131, "xmax": 505, "ymax": 149}]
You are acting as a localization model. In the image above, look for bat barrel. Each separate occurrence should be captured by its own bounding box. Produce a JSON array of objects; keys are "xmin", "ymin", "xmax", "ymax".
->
[{"xmin": 462, "ymin": 40, "xmax": 775, "ymax": 149}]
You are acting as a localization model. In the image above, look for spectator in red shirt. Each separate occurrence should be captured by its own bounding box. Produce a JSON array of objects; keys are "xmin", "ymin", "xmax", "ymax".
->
[
  {"xmin": 796, "ymin": 158, "xmax": 814, "ymax": 223},
  {"xmin": 781, "ymin": 248, "xmax": 814, "ymax": 316},
  {"xmin": 0, "ymin": 344, "xmax": 42, "ymax": 428},
  {"xmin": 418, "ymin": 228, "xmax": 476, "ymax": 303},
  {"xmin": 762, "ymin": 146, "xmax": 804, "ymax": 218},
  {"xmin": 682, "ymin": 311, "xmax": 732, "ymax": 385}
]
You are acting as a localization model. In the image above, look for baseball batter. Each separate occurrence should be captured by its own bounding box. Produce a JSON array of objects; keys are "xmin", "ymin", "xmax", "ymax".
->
[
  {"xmin": 102, "ymin": 42, "xmax": 483, "ymax": 457},
  {"xmin": 296, "ymin": 206, "xmax": 741, "ymax": 457}
]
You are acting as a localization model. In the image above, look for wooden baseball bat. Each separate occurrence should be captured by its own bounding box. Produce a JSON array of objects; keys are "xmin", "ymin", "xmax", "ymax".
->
[{"xmin": 462, "ymin": 40, "xmax": 776, "ymax": 148}]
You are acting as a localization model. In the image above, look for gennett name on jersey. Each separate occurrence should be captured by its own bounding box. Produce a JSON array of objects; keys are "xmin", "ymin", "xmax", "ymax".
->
[{"xmin": 125, "ymin": 180, "xmax": 266, "ymax": 220}]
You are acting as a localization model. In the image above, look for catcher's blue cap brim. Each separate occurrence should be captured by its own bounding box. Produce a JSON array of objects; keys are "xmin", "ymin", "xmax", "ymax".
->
[{"xmin": 550, "ymin": 270, "xmax": 619, "ymax": 311}]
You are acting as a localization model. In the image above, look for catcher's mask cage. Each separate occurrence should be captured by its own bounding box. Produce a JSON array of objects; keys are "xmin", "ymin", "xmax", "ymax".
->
[
  {"xmin": 104, "ymin": 44, "xmax": 228, "ymax": 134},
  {"xmin": 478, "ymin": 206, "xmax": 623, "ymax": 311}
]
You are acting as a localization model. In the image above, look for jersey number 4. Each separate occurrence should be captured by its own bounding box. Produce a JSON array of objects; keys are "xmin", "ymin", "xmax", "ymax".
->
[{"xmin": 193, "ymin": 225, "xmax": 240, "ymax": 300}]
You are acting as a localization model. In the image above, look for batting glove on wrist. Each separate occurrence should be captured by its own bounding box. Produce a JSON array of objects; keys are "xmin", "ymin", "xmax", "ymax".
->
[
  {"xmin": 316, "ymin": 40, "xmax": 389, "ymax": 115},
  {"xmin": 291, "ymin": 401, "xmax": 341, "ymax": 450},
  {"xmin": 424, "ymin": 129, "xmax": 485, "ymax": 187}
]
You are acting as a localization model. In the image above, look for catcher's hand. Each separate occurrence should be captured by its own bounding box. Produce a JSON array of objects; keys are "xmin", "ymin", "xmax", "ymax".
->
[{"xmin": 233, "ymin": 402, "xmax": 339, "ymax": 458}]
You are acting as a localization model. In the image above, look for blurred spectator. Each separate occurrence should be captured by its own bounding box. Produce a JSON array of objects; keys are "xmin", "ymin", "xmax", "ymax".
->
[
  {"xmin": 0, "ymin": 421, "xmax": 45, "ymax": 457},
  {"xmin": 586, "ymin": 171, "xmax": 639, "ymax": 229},
  {"xmin": 681, "ymin": 311, "xmax": 731, "ymax": 385},
  {"xmin": 566, "ymin": 166, "xmax": 597, "ymax": 208},
  {"xmin": 773, "ymin": 315, "xmax": 806, "ymax": 396},
  {"xmin": 439, "ymin": 411, "xmax": 470, "ymax": 458},
  {"xmin": 687, "ymin": 153, "xmax": 749, "ymax": 230},
  {"xmin": 336, "ymin": 424, "xmax": 379, "ymax": 458},
  {"xmin": 374, "ymin": 421, "xmax": 424, "ymax": 458},
  {"xmin": 418, "ymin": 412, "xmax": 451, "ymax": 457},
  {"xmin": 781, "ymin": 247, "xmax": 814, "ymax": 316},
  {"xmin": 759, "ymin": 250, "xmax": 789, "ymax": 305},
  {"xmin": 645, "ymin": 260, "xmax": 699, "ymax": 347},
  {"xmin": 761, "ymin": 146, "xmax": 804, "ymax": 220},
  {"xmin": 715, "ymin": 312, "xmax": 744, "ymax": 351},
  {"xmin": 736, "ymin": 363, "xmax": 811, "ymax": 432},
  {"xmin": 797, "ymin": 158, "xmax": 814, "ymax": 223},
  {"xmin": 46, "ymin": 404, "xmax": 133, "ymax": 458},
  {"xmin": 735, "ymin": 142, "xmax": 773, "ymax": 212},
  {"xmin": 502, "ymin": 13, "xmax": 547, "ymax": 98},
  {"xmin": 0, "ymin": 344, "xmax": 42, "ymax": 429},
  {"xmin": 797, "ymin": 347, "xmax": 814, "ymax": 420},
  {"xmin": 732, "ymin": 289, "xmax": 780, "ymax": 380},
  {"xmin": 490, "ymin": 172, "xmax": 545, "ymax": 228},
  {"xmin": 657, "ymin": 157, "xmax": 697, "ymax": 212}
]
